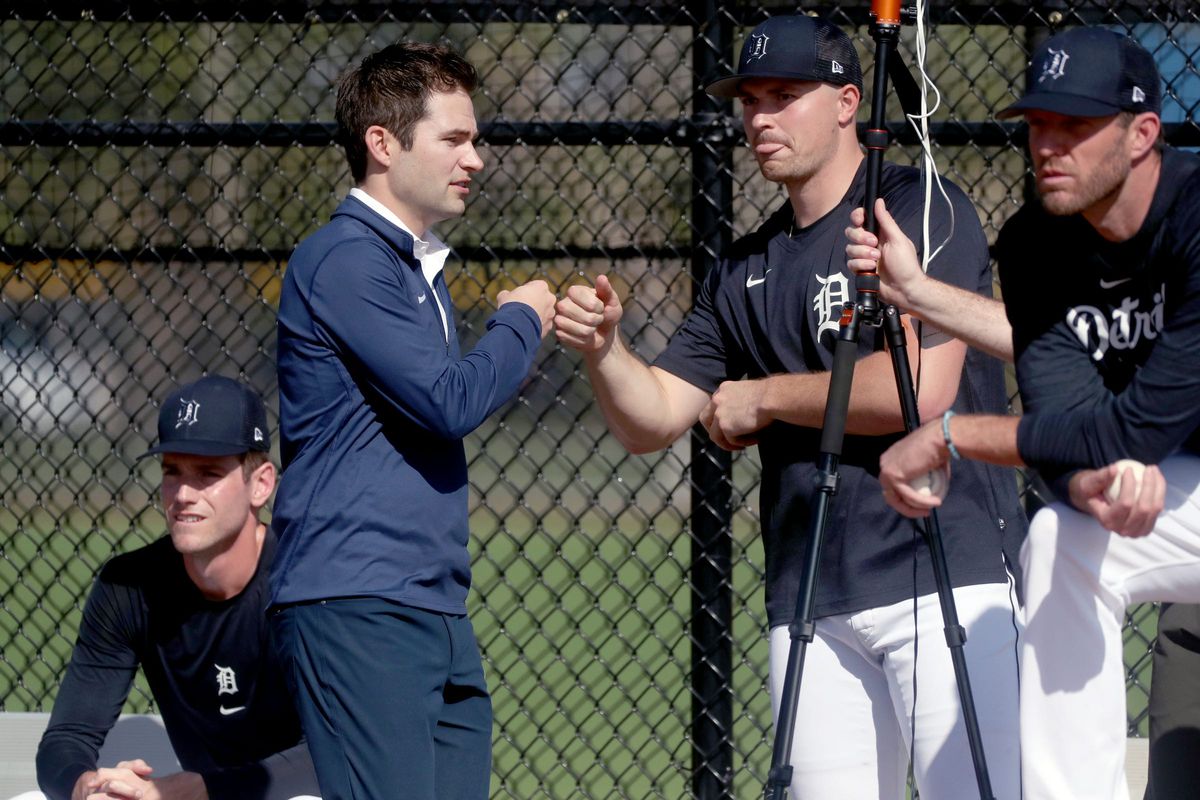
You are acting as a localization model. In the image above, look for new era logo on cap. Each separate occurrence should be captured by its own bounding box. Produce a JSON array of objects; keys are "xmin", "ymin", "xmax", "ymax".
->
[
  {"xmin": 142, "ymin": 375, "xmax": 271, "ymax": 459},
  {"xmin": 999, "ymin": 27, "xmax": 1161, "ymax": 119}
]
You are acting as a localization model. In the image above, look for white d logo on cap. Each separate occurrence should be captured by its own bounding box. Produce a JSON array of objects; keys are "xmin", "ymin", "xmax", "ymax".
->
[
  {"xmin": 747, "ymin": 33, "xmax": 769, "ymax": 61},
  {"xmin": 175, "ymin": 399, "xmax": 201, "ymax": 428},
  {"xmin": 1038, "ymin": 48, "xmax": 1070, "ymax": 83}
]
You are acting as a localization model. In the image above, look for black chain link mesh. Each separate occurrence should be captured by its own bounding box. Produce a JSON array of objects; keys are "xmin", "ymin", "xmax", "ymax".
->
[{"xmin": 2, "ymin": 1, "xmax": 1198, "ymax": 795}]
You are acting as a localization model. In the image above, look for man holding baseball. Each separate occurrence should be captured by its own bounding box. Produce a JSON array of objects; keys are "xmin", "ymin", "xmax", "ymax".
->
[{"xmin": 847, "ymin": 28, "xmax": 1200, "ymax": 799}]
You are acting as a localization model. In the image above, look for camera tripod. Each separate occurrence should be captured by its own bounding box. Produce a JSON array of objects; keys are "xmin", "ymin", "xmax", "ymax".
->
[{"xmin": 763, "ymin": 3, "xmax": 996, "ymax": 799}]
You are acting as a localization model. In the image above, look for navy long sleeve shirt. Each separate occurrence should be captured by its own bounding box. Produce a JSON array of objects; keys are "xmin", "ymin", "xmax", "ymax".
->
[
  {"xmin": 36, "ymin": 534, "xmax": 316, "ymax": 800},
  {"xmin": 270, "ymin": 196, "xmax": 542, "ymax": 611},
  {"xmin": 999, "ymin": 148, "xmax": 1200, "ymax": 483}
]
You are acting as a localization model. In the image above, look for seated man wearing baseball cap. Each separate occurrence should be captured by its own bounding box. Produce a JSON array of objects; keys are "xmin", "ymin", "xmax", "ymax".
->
[{"xmin": 35, "ymin": 376, "xmax": 319, "ymax": 800}]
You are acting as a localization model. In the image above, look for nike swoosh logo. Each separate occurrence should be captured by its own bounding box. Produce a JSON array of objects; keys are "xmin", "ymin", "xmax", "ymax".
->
[
  {"xmin": 219, "ymin": 705, "xmax": 246, "ymax": 716},
  {"xmin": 746, "ymin": 269, "xmax": 772, "ymax": 288},
  {"xmin": 417, "ymin": 293, "xmax": 427, "ymax": 304},
  {"xmin": 1099, "ymin": 277, "xmax": 1131, "ymax": 289}
]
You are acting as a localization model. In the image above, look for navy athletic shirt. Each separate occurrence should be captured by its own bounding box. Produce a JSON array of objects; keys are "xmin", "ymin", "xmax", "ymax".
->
[
  {"xmin": 655, "ymin": 161, "xmax": 1027, "ymax": 625},
  {"xmin": 1000, "ymin": 147, "xmax": 1200, "ymax": 488},
  {"xmin": 36, "ymin": 532, "xmax": 317, "ymax": 800}
]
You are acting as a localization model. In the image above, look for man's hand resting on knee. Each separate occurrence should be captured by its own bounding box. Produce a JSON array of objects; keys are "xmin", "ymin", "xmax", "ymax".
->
[{"xmin": 1068, "ymin": 461, "xmax": 1166, "ymax": 538}]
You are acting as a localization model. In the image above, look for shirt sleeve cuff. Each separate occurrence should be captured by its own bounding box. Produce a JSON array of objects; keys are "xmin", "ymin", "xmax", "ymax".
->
[
  {"xmin": 486, "ymin": 302, "xmax": 542, "ymax": 350},
  {"xmin": 40, "ymin": 761, "xmax": 94, "ymax": 800}
]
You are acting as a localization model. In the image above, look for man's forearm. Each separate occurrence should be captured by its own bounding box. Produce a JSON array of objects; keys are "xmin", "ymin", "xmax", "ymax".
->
[
  {"xmin": 904, "ymin": 278, "xmax": 1014, "ymax": 363},
  {"xmin": 946, "ymin": 413, "xmax": 1024, "ymax": 466},
  {"xmin": 759, "ymin": 338, "xmax": 962, "ymax": 436},
  {"xmin": 759, "ymin": 360, "xmax": 908, "ymax": 435},
  {"xmin": 583, "ymin": 336, "xmax": 700, "ymax": 454}
]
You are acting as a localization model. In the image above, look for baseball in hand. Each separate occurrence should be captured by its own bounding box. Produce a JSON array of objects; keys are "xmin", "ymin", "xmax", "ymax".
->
[
  {"xmin": 1105, "ymin": 459, "xmax": 1147, "ymax": 502},
  {"xmin": 907, "ymin": 466, "xmax": 949, "ymax": 500}
]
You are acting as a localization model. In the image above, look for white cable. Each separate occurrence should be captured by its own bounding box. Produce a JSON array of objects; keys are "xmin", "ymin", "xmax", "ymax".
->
[{"xmin": 910, "ymin": 0, "xmax": 954, "ymax": 273}]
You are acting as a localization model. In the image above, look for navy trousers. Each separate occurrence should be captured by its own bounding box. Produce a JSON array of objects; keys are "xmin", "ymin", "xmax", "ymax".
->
[{"xmin": 271, "ymin": 598, "xmax": 492, "ymax": 800}]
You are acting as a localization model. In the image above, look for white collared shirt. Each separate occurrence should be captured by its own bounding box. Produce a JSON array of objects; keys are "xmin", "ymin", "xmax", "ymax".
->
[{"xmin": 349, "ymin": 188, "xmax": 450, "ymax": 342}]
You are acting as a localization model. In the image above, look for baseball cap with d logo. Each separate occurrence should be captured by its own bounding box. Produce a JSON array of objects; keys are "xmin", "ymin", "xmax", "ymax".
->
[
  {"xmin": 143, "ymin": 375, "xmax": 270, "ymax": 458},
  {"xmin": 705, "ymin": 14, "xmax": 863, "ymax": 98},
  {"xmin": 998, "ymin": 28, "xmax": 1161, "ymax": 118}
]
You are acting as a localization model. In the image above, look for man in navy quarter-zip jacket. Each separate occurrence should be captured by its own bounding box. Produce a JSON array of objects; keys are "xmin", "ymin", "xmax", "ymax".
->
[{"xmin": 268, "ymin": 42, "xmax": 555, "ymax": 800}]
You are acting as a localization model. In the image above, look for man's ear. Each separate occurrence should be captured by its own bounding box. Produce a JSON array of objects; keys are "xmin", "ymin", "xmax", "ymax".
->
[
  {"xmin": 363, "ymin": 125, "xmax": 395, "ymax": 169},
  {"xmin": 1128, "ymin": 112, "xmax": 1161, "ymax": 162},
  {"xmin": 838, "ymin": 83, "xmax": 861, "ymax": 127},
  {"xmin": 249, "ymin": 461, "xmax": 277, "ymax": 509}
]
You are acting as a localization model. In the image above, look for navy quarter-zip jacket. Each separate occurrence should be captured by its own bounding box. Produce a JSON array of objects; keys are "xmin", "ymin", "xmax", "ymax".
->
[{"xmin": 270, "ymin": 196, "xmax": 542, "ymax": 611}]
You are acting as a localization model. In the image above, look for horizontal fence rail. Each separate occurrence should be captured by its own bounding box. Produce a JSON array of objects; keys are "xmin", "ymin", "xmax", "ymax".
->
[{"xmin": 2, "ymin": 2, "xmax": 1197, "ymax": 797}]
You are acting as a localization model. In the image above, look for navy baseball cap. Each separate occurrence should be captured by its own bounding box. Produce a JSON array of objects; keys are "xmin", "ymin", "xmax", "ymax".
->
[
  {"xmin": 705, "ymin": 14, "xmax": 863, "ymax": 99},
  {"xmin": 143, "ymin": 376, "xmax": 270, "ymax": 458},
  {"xmin": 998, "ymin": 28, "xmax": 1161, "ymax": 119}
]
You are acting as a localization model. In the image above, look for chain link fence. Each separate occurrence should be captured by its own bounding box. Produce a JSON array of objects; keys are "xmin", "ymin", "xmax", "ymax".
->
[{"xmin": 2, "ymin": 1, "xmax": 1198, "ymax": 797}]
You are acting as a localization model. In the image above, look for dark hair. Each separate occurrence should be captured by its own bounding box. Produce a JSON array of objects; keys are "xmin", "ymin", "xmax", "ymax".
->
[
  {"xmin": 238, "ymin": 450, "xmax": 273, "ymax": 521},
  {"xmin": 336, "ymin": 42, "xmax": 479, "ymax": 183},
  {"xmin": 239, "ymin": 449, "xmax": 271, "ymax": 480}
]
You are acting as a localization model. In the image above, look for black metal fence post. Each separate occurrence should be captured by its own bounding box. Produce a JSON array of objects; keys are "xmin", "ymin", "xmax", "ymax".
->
[{"xmin": 688, "ymin": 6, "xmax": 735, "ymax": 799}]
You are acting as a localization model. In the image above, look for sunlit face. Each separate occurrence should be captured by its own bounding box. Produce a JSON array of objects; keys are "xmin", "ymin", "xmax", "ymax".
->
[
  {"xmin": 1025, "ymin": 109, "xmax": 1132, "ymax": 217},
  {"xmin": 161, "ymin": 453, "xmax": 268, "ymax": 559},
  {"xmin": 385, "ymin": 87, "xmax": 484, "ymax": 235},
  {"xmin": 739, "ymin": 79, "xmax": 846, "ymax": 185}
]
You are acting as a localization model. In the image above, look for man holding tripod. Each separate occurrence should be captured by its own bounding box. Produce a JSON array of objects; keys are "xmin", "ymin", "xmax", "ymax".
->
[
  {"xmin": 555, "ymin": 14, "xmax": 1024, "ymax": 798},
  {"xmin": 851, "ymin": 27, "xmax": 1200, "ymax": 799}
]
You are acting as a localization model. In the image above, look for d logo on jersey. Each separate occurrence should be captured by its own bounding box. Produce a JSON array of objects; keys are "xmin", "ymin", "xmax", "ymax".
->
[
  {"xmin": 215, "ymin": 663, "xmax": 246, "ymax": 716},
  {"xmin": 215, "ymin": 663, "xmax": 239, "ymax": 695},
  {"xmin": 814, "ymin": 271, "xmax": 851, "ymax": 341}
]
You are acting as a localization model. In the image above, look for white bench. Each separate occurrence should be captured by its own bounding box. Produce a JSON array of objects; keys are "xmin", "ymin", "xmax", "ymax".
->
[
  {"xmin": 0, "ymin": 711, "xmax": 1150, "ymax": 798},
  {"xmin": 0, "ymin": 713, "xmax": 179, "ymax": 799}
]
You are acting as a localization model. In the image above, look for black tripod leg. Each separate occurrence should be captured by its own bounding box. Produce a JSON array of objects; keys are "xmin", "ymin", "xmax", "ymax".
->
[
  {"xmin": 882, "ymin": 307, "xmax": 996, "ymax": 800},
  {"xmin": 763, "ymin": 308, "xmax": 862, "ymax": 800}
]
